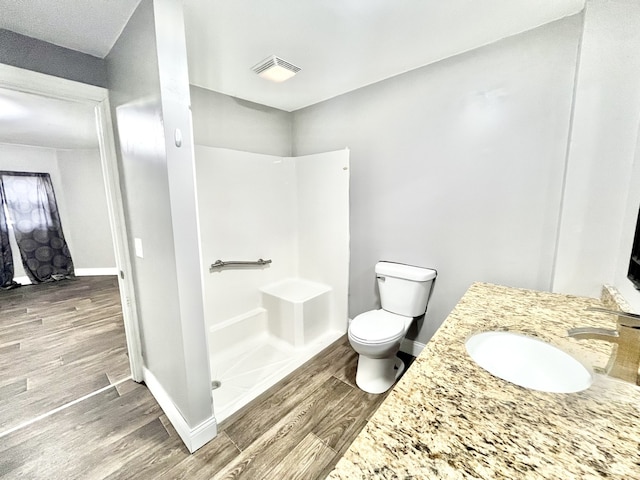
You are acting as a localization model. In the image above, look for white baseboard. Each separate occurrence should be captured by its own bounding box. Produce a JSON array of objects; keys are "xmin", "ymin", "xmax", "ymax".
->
[
  {"xmin": 142, "ymin": 367, "xmax": 218, "ymax": 453},
  {"xmin": 400, "ymin": 338, "xmax": 426, "ymax": 357},
  {"xmin": 13, "ymin": 268, "xmax": 118, "ymax": 286},
  {"xmin": 75, "ymin": 267, "xmax": 119, "ymax": 276}
]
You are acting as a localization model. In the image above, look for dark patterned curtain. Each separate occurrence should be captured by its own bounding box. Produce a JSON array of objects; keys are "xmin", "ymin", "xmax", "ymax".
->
[
  {"xmin": 0, "ymin": 181, "xmax": 16, "ymax": 288},
  {"xmin": 0, "ymin": 172, "xmax": 74, "ymax": 284}
]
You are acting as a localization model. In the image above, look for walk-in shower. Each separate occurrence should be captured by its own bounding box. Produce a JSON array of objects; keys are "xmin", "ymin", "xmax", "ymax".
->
[{"xmin": 195, "ymin": 146, "xmax": 350, "ymax": 421}]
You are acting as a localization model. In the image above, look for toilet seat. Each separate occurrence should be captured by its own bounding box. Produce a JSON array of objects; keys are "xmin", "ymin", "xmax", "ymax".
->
[{"xmin": 349, "ymin": 310, "xmax": 407, "ymax": 345}]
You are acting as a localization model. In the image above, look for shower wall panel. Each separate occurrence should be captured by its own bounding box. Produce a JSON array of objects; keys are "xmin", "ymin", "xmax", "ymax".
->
[
  {"xmin": 195, "ymin": 146, "xmax": 297, "ymax": 326},
  {"xmin": 296, "ymin": 150, "xmax": 350, "ymax": 331},
  {"xmin": 194, "ymin": 146, "xmax": 349, "ymax": 331}
]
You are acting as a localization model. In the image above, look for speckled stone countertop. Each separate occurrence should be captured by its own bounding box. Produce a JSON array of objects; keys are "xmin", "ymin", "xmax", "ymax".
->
[{"xmin": 327, "ymin": 283, "xmax": 640, "ymax": 479}]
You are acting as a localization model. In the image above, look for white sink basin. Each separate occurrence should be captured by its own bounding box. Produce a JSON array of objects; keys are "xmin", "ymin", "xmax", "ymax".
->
[{"xmin": 465, "ymin": 331, "xmax": 593, "ymax": 393}]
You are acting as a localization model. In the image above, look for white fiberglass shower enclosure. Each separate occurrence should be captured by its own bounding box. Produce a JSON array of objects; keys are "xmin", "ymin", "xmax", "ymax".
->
[{"xmin": 195, "ymin": 146, "xmax": 350, "ymax": 422}]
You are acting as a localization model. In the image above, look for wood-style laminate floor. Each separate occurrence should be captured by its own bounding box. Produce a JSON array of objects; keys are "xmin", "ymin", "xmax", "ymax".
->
[
  {"xmin": 0, "ymin": 334, "xmax": 410, "ymax": 479},
  {"xmin": 0, "ymin": 276, "xmax": 130, "ymax": 434}
]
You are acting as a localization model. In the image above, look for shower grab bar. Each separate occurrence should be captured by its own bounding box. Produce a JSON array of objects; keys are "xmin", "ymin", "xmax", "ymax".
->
[{"xmin": 210, "ymin": 258, "xmax": 272, "ymax": 270}]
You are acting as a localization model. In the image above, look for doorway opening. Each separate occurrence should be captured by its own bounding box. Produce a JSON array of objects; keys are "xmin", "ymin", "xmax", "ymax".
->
[{"xmin": 0, "ymin": 64, "xmax": 142, "ymax": 436}]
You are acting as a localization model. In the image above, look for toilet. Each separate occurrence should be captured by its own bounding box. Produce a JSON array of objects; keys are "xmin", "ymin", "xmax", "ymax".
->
[{"xmin": 348, "ymin": 261, "xmax": 437, "ymax": 394}]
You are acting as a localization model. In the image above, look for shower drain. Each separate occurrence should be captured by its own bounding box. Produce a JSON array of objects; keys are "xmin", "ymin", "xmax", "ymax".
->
[{"xmin": 211, "ymin": 380, "xmax": 222, "ymax": 390}]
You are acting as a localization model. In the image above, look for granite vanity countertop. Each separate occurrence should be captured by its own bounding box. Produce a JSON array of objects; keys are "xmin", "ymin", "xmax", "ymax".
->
[{"xmin": 327, "ymin": 282, "xmax": 640, "ymax": 479}]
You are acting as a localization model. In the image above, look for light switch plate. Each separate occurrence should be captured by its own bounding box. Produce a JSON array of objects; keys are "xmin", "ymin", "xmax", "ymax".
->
[{"xmin": 134, "ymin": 238, "xmax": 144, "ymax": 258}]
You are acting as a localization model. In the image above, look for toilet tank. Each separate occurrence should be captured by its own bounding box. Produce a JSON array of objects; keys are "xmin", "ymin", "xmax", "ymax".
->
[{"xmin": 375, "ymin": 262, "xmax": 437, "ymax": 317}]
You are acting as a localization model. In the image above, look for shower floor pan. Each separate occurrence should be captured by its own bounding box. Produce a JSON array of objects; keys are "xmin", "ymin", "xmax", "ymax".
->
[{"xmin": 209, "ymin": 307, "xmax": 343, "ymax": 423}]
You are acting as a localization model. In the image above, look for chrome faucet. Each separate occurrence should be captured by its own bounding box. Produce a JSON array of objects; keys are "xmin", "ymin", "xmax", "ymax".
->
[{"xmin": 568, "ymin": 307, "xmax": 640, "ymax": 385}]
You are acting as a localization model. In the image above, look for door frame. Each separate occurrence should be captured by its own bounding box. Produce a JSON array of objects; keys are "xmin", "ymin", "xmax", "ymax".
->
[{"xmin": 0, "ymin": 64, "xmax": 144, "ymax": 381}]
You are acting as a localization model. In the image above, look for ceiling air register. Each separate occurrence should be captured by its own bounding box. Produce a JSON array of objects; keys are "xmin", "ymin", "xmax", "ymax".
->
[{"xmin": 251, "ymin": 55, "xmax": 301, "ymax": 83}]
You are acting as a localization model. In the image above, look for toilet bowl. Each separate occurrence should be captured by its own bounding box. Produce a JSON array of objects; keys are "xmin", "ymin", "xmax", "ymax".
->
[
  {"xmin": 348, "ymin": 310, "xmax": 410, "ymax": 394},
  {"xmin": 348, "ymin": 261, "xmax": 436, "ymax": 394}
]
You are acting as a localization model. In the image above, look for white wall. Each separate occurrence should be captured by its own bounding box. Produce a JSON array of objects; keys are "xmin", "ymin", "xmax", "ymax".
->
[
  {"xmin": 195, "ymin": 146, "xmax": 298, "ymax": 325},
  {"xmin": 296, "ymin": 150, "xmax": 350, "ymax": 330},
  {"xmin": 154, "ymin": 0, "xmax": 212, "ymax": 432},
  {"xmin": 0, "ymin": 143, "xmax": 115, "ymax": 278},
  {"xmin": 553, "ymin": 0, "xmax": 640, "ymax": 300},
  {"xmin": 107, "ymin": 0, "xmax": 212, "ymax": 433},
  {"xmin": 108, "ymin": 0, "xmax": 186, "ymax": 416},
  {"xmin": 292, "ymin": 15, "xmax": 582, "ymax": 344},
  {"xmin": 56, "ymin": 148, "xmax": 115, "ymax": 270}
]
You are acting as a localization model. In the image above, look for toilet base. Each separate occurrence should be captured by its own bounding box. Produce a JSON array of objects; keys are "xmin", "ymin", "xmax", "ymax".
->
[{"xmin": 355, "ymin": 354, "xmax": 405, "ymax": 394}]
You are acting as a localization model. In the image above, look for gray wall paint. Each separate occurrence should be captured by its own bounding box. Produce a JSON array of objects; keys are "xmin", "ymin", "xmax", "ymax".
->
[
  {"xmin": 0, "ymin": 29, "xmax": 107, "ymax": 88},
  {"xmin": 292, "ymin": 16, "xmax": 582, "ymax": 345},
  {"xmin": 190, "ymin": 85, "xmax": 292, "ymax": 156},
  {"xmin": 57, "ymin": 149, "xmax": 116, "ymax": 269},
  {"xmin": 106, "ymin": 0, "xmax": 211, "ymax": 428}
]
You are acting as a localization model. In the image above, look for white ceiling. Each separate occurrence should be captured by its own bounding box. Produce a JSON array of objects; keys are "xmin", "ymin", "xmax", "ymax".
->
[
  {"xmin": 0, "ymin": 0, "xmax": 585, "ymax": 148},
  {"xmin": 184, "ymin": 0, "xmax": 585, "ymax": 111}
]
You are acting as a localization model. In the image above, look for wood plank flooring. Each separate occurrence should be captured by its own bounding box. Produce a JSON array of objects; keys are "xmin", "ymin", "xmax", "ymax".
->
[
  {"xmin": 0, "ymin": 334, "xmax": 409, "ymax": 479},
  {"xmin": 0, "ymin": 276, "xmax": 130, "ymax": 433}
]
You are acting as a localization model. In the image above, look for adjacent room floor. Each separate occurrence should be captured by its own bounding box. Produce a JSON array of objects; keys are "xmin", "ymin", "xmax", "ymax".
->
[{"xmin": 0, "ymin": 276, "xmax": 130, "ymax": 434}]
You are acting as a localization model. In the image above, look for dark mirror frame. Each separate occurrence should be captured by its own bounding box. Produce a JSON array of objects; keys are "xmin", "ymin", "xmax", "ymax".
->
[{"xmin": 628, "ymin": 205, "xmax": 640, "ymax": 290}]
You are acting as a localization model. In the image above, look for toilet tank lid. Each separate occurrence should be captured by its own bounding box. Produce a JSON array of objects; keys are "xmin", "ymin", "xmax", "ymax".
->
[{"xmin": 375, "ymin": 262, "xmax": 437, "ymax": 281}]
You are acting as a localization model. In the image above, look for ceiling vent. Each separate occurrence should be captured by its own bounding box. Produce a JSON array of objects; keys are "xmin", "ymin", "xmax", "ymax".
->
[{"xmin": 251, "ymin": 55, "xmax": 301, "ymax": 83}]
